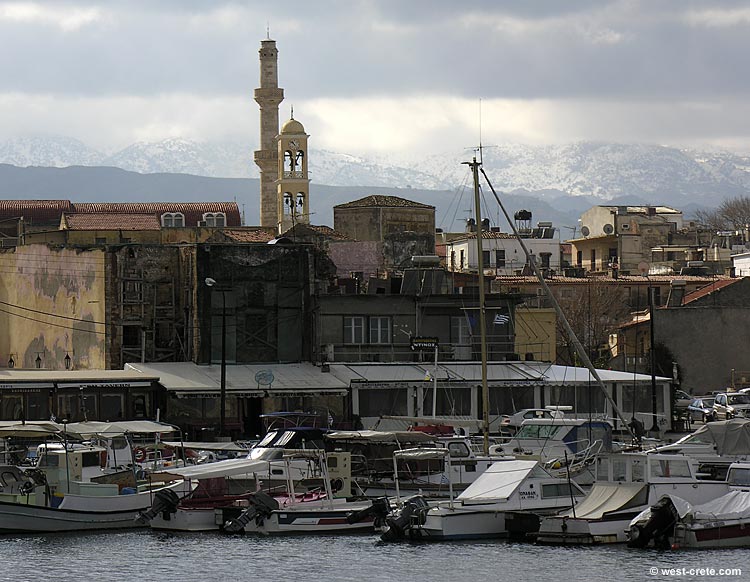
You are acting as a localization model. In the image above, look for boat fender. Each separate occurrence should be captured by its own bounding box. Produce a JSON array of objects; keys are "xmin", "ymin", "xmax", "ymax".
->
[
  {"xmin": 134, "ymin": 448, "xmax": 147, "ymax": 463},
  {"xmin": 100, "ymin": 450, "xmax": 108, "ymax": 468}
]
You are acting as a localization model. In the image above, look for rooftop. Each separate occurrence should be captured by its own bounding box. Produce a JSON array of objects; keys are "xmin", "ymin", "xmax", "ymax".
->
[
  {"xmin": 334, "ymin": 195, "xmax": 434, "ymax": 210},
  {"xmin": 62, "ymin": 213, "xmax": 161, "ymax": 231}
]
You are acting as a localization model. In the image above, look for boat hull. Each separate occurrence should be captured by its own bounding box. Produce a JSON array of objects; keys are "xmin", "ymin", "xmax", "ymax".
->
[
  {"xmin": 0, "ymin": 499, "xmax": 147, "ymax": 533},
  {"xmin": 247, "ymin": 506, "xmax": 375, "ymax": 535},
  {"xmin": 676, "ymin": 522, "xmax": 750, "ymax": 549}
]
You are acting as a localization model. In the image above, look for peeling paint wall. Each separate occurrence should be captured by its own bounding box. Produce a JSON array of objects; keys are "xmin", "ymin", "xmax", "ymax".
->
[{"xmin": 0, "ymin": 245, "xmax": 106, "ymax": 369}]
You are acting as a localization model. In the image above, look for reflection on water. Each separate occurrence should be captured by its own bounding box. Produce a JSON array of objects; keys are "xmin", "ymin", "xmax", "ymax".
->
[{"xmin": 0, "ymin": 531, "xmax": 746, "ymax": 582}]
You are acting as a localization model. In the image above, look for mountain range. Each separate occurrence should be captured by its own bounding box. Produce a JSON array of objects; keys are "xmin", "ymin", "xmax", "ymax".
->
[{"xmin": 1, "ymin": 136, "xmax": 750, "ymax": 228}]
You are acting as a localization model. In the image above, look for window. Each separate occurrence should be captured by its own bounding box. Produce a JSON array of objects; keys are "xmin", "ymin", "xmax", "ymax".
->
[
  {"xmin": 161, "ymin": 212, "xmax": 185, "ymax": 227},
  {"xmin": 542, "ymin": 483, "xmax": 584, "ymax": 498},
  {"xmin": 560, "ymin": 289, "xmax": 573, "ymax": 299},
  {"xmin": 460, "ymin": 250, "xmax": 465, "ymax": 270},
  {"xmin": 590, "ymin": 249, "xmax": 596, "ymax": 270},
  {"xmin": 450, "ymin": 316, "xmax": 471, "ymax": 360},
  {"xmin": 369, "ymin": 317, "xmax": 391, "ymax": 344},
  {"xmin": 482, "ymin": 250, "xmax": 490, "ymax": 266},
  {"xmin": 202, "ymin": 212, "xmax": 226, "ymax": 227},
  {"xmin": 344, "ymin": 317, "xmax": 365, "ymax": 344},
  {"xmin": 496, "ymin": 250, "xmax": 506, "ymax": 268},
  {"xmin": 448, "ymin": 442, "xmax": 471, "ymax": 458}
]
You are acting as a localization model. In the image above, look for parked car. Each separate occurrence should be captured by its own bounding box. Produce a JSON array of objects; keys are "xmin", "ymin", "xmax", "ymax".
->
[
  {"xmin": 499, "ymin": 408, "xmax": 565, "ymax": 434},
  {"xmin": 713, "ymin": 392, "xmax": 750, "ymax": 420},
  {"xmin": 674, "ymin": 389, "xmax": 693, "ymax": 410},
  {"xmin": 686, "ymin": 397, "xmax": 715, "ymax": 424}
]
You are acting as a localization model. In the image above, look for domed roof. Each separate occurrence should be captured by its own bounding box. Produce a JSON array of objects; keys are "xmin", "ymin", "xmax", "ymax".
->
[{"xmin": 280, "ymin": 118, "xmax": 305, "ymax": 134}]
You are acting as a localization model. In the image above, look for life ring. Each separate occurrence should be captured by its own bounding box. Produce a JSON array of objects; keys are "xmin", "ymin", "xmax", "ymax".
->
[{"xmin": 134, "ymin": 448, "xmax": 147, "ymax": 463}]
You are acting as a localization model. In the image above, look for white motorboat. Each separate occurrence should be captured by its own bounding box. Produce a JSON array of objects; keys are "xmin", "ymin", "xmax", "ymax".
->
[
  {"xmin": 628, "ymin": 462, "xmax": 750, "ymax": 549},
  {"xmin": 536, "ymin": 452, "xmax": 730, "ymax": 544},
  {"xmin": 380, "ymin": 457, "xmax": 586, "ymax": 541},
  {"xmin": 216, "ymin": 450, "xmax": 377, "ymax": 535}
]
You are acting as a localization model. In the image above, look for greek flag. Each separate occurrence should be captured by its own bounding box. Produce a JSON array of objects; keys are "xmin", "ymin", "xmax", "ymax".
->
[{"xmin": 494, "ymin": 313, "xmax": 510, "ymax": 325}]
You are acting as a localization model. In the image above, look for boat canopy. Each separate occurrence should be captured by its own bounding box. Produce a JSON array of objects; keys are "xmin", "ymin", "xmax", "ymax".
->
[
  {"xmin": 689, "ymin": 419, "xmax": 750, "ymax": 456},
  {"xmin": 561, "ymin": 482, "xmax": 645, "ymax": 519},
  {"xmin": 0, "ymin": 422, "xmax": 64, "ymax": 438},
  {"xmin": 325, "ymin": 430, "xmax": 436, "ymax": 444},
  {"xmin": 162, "ymin": 441, "xmax": 248, "ymax": 452},
  {"xmin": 693, "ymin": 490, "xmax": 750, "ymax": 521},
  {"xmin": 65, "ymin": 420, "xmax": 178, "ymax": 437},
  {"xmin": 149, "ymin": 458, "xmax": 272, "ymax": 481},
  {"xmin": 394, "ymin": 448, "xmax": 449, "ymax": 461},
  {"xmin": 457, "ymin": 460, "xmax": 538, "ymax": 504}
]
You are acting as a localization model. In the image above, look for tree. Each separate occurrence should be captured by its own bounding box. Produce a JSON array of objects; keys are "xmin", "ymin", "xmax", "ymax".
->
[{"xmin": 694, "ymin": 196, "xmax": 750, "ymax": 231}]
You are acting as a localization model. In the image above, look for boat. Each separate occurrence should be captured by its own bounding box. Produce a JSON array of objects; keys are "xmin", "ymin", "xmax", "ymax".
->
[
  {"xmin": 141, "ymin": 451, "xmax": 345, "ymax": 532},
  {"xmin": 378, "ymin": 450, "xmax": 586, "ymax": 541},
  {"xmin": 215, "ymin": 449, "xmax": 378, "ymax": 535},
  {"xmin": 0, "ymin": 421, "xmax": 191, "ymax": 533},
  {"xmin": 535, "ymin": 452, "xmax": 730, "ymax": 544},
  {"xmin": 628, "ymin": 461, "xmax": 750, "ymax": 549}
]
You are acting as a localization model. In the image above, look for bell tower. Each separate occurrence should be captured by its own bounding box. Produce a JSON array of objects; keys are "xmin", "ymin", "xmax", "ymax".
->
[
  {"xmin": 277, "ymin": 116, "xmax": 310, "ymax": 233},
  {"xmin": 254, "ymin": 38, "xmax": 284, "ymax": 228}
]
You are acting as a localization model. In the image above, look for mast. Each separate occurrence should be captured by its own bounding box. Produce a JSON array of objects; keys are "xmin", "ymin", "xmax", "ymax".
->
[
  {"xmin": 465, "ymin": 158, "xmax": 490, "ymax": 454},
  {"xmin": 479, "ymin": 167, "xmax": 636, "ymax": 441}
]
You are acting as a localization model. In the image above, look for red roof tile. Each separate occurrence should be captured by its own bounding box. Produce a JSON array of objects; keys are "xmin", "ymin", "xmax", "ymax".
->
[
  {"xmin": 0, "ymin": 200, "xmax": 73, "ymax": 224},
  {"xmin": 63, "ymin": 213, "xmax": 161, "ymax": 231},
  {"xmin": 73, "ymin": 202, "xmax": 241, "ymax": 226},
  {"xmin": 213, "ymin": 228, "xmax": 277, "ymax": 243},
  {"xmin": 334, "ymin": 195, "xmax": 433, "ymax": 209},
  {"xmin": 682, "ymin": 278, "xmax": 739, "ymax": 305}
]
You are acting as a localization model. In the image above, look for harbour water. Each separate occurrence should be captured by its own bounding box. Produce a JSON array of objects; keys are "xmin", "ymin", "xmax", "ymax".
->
[{"xmin": 1, "ymin": 531, "xmax": 746, "ymax": 582}]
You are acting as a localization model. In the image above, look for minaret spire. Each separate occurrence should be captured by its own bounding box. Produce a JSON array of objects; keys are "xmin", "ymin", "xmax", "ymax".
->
[{"xmin": 254, "ymin": 38, "xmax": 284, "ymax": 228}]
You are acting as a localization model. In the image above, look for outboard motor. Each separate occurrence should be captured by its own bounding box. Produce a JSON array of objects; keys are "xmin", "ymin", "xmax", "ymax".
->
[
  {"xmin": 135, "ymin": 488, "xmax": 181, "ymax": 524},
  {"xmin": 380, "ymin": 495, "xmax": 430, "ymax": 542},
  {"xmin": 346, "ymin": 497, "xmax": 390, "ymax": 527},
  {"xmin": 628, "ymin": 496, "xmax": 680, "ymax": 549},
  {"xmin": 222, "ymin": 491, "xmax": 279, "ymax": 533}
]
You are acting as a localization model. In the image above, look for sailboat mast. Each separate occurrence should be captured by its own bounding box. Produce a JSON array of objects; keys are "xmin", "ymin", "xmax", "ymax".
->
[
  {"xmin": 479, "ymin": 167, "xmax": 636, "ymax": 440},
  {"xmin": 466, "ymin": 157, "xmax": 490, "ymax": 454}
]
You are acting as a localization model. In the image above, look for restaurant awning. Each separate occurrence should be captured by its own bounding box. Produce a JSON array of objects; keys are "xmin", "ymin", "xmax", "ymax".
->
[{"xmin": 124, "ymin": 362, "xmax": 349, "ymax": 398}]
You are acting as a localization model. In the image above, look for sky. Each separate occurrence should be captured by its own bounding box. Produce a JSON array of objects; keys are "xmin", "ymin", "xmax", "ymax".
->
[{"xmin": 2, "ymin": 0, "xmax": 750, "ymax": 158}]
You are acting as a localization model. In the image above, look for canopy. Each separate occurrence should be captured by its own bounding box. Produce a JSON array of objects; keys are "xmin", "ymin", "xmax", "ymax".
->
[
  {"xmin": 561, "ymin": 482, "xmax": 645, "ymax": 520},
  {"xmin": 162, "ymin": 441, "xmax": 248, "ymax": 453},
  {"xmin": 458, "ymin": 460, "xmax": 538, "ymax": 504},
  {"xmin": 693, "ymin": 490, "xmax": 750, "ymax": 521},
  {"xmin": 394, "ymin": 448, "xmax": 449, "ymax": 461},
  {"xmin": 0, "ymin": 422, "xmax": 63, "ymax": 438},
  {"xmin": 690, "ymin": 419, "xmax": 750, "ymax": 456},
  {"xmin": 325, "ymin": 430, "xmax": 436, "ymax": 444},
  {"xmin": 150, "ymin": 458, "xmax": 272, "ymax": 481},
  {"xmin": 65, "ymin": 420, "xmax": 178, "ymax": 438}
]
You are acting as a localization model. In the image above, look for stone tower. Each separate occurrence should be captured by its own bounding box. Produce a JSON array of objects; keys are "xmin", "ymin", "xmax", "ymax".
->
[
  {"xmin": 277, "ymin": 117, "xmax": 310, "ymax": 233},
  {"xmin": 254, "ymin": 38, "xmax": 284, "ymax": 228}
]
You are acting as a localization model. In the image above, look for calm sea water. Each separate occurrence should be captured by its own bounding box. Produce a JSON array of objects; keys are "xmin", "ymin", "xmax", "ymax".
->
[{"xmin": 0, "ymin": 531, "xmax": 747, "ymax": 582}]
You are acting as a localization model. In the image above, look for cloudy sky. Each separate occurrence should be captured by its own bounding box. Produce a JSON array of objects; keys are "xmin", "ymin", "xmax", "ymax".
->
[{"xmin": 2, "ymin": 0, "xmax": 750, "ymax": 158}]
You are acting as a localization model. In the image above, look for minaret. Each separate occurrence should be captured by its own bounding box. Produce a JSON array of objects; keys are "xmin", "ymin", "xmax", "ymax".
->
[
  {"xmin": 277, "ymin": 115, "xmax": 310, "ymax": 233},
  {"xmin": 254, "ymin": 38, "xmax": 284, "ymax": 228}
]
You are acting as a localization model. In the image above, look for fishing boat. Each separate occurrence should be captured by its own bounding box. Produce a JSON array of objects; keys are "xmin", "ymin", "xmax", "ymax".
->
[
  {"xmin": 536, "ymin": 452, "xmax": 729, "ymax": 545},
  {"xmin": 377, "ymin": 449, "xmax": 586, "ymax": 541},
  {"xmin": 0, "ymin": 421, "xmax": 191, "ymax": 533},
  {"xmin": 215, "ymin": 450, "xmax": 377, "ymax": 535},
  {"xmin": 628, "ymin": 461, "xmax": 750, "ymax": 549}
]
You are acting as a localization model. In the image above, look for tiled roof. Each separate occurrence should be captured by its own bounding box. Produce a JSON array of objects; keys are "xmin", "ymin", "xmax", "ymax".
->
[
  {"xmin": 450, "ymin": 231, "xmax": 517, "ymax": 241},
  {"xmin": 63, "ymin": 213, "xmax": 161, "ymax": 231},
  {"xmin": 0, "ymin": 200, "xmax": 73, "ymax": 224},
  {"xmin": 283, "ymin": 224, "xmax": 352, "ymax": 241},
  {"xmin": 74, "ymin": 202, "xmax": 242, "ymax": 226},
  {"xmin": 0, "ymin": 200, "xmax": 242, "ymax": 227},
  {"xmin": 682, "ymin": 278, "xmax": 739, "ymax": 305},
  {"xmin": 212, "ymin": 228, "xmax": 276, "ymax": 243},
  {"xmin": 494, "ymin": 274, "xmax": 732, "ymax": 285},
  {"xmin": 334, "ymin": 195, "xmax": 434, "ymax": 209}
]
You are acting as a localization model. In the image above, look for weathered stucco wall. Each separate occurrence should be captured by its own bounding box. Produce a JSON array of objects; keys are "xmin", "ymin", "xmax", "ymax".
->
[{"xmin": 0, "ymin": 245, "xmax": 106, "ymax": 369}]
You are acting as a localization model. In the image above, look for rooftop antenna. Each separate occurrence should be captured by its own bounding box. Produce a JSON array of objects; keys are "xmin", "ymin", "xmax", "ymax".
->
[
  {"xmin": 266, "ymin": 22, "xmax": 270, "ymax": 39},
  {"xmin": 478, "ymin": 98, "xmax": 483, "ymax": 165},
  {"xmin": 290, "ymin": 105, "xmax": 294, "ymax": 119}
]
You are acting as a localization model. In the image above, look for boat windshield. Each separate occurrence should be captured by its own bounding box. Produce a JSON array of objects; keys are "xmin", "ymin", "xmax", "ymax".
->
[
  {"xmin": 515, "ymin": 424, "xmax": 561, "ymax": 439},
  {"xmin": 728, "ymin": 466, "xmax": 750, "ymax": 487}
]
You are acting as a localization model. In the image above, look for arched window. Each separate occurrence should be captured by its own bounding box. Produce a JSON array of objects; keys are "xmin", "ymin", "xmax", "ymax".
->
[
  {"xmin": 161, "ymin": 212, "xmax": 185, "ymax": 227},
  {"xmin": 283, "ymin": 193, "xmax": 294, "ymax": 215},
  {"xmin": 202, "ymin": 212, "xmax": 226, "ymax": 227}
]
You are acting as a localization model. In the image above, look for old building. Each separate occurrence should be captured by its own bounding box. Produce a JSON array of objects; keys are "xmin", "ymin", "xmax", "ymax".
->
[{"xmin": 615, "ymin": 277, "xmax": 750, "ymax": 396}]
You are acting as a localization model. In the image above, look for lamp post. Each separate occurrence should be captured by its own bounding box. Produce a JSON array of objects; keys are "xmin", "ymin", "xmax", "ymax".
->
[{"xmin": 205, "ymin": 277, "xmax": 227, "ymax": 437}]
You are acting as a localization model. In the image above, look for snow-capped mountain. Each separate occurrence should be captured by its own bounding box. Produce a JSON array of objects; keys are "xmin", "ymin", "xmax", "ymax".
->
[{"xmin": 1, "ymin": 136, "xmax": 750, "ymax": 207}]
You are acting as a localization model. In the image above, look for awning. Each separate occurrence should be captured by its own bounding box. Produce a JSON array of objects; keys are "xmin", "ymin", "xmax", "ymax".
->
[
  {"xmin": 325, "ymin": 430, "xmax": 436, "ymax": 444},
  {"xmin": 562, "ymin": 482, "xmax": 645, "ymax": 519},
  {"xmin": 124, "ymin": 362, "xmax": 349, "ymax": 398},
  {"xmin": 394, "ymin": 448, "xmax": 449, "ymax": 461},
  {"xmin": 65, "ymin": 420, "xmax": 178, "ymax": 437},
  {"xmin": 150, "ymin": 458, "xmax": 271, "ymax": 481}
]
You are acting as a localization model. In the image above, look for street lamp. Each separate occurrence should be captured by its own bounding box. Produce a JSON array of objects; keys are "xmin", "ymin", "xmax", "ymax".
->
[{"xmin": 205, "ymin": 277, "xmax": 227, "ymax": 437}]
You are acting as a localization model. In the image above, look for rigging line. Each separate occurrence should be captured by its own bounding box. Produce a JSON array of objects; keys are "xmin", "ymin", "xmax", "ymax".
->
[
  {"xmin": 479, "ymin": 167, "xmax": 636, "ymax": 442},
  {"xmin": 0, "ymin": 306, "xmax": 106, "ymax": 335}
]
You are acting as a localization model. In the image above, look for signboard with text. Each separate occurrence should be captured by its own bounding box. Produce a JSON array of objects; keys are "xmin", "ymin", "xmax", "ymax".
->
[{"xmin": 410, "ymin": 337, "xmax": 439, "ymax": 351}]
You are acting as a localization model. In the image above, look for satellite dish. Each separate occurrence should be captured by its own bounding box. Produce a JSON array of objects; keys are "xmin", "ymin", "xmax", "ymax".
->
[
  {"xmin": 254, "ymin": 369, "xmax": 275, "ymax": 387},
  {"xmin": 580, "ymin": 225, "xmax": 590, "ymax": 237},
  {"xmin": 637, "ymin": 261, "xmax": 650, "ymax": 274},
  {"xmin": 603, "ymin": 223, "xmax": 614, "ymax": 235}
]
